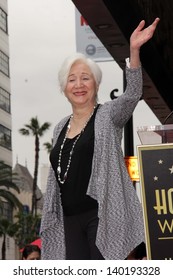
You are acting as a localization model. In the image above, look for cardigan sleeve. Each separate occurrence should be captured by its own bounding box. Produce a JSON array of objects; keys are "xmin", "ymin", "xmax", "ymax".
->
[{"xmin": 108, "ymin": 65, "xmax": 143, "ymax": 128}]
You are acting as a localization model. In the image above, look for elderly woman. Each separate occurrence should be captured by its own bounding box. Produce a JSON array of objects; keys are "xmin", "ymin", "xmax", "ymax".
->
[{"xmin": 40, "ymin": 18, "xmax": 160, "ymax": 259}]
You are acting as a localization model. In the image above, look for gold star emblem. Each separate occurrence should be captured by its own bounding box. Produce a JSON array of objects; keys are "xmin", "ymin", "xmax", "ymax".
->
[
  {"xmin": 154, "ymin": 176, "xmax": 158, "ymax": 181},
  {"xmin": 158, "ymin": 159, "xmax": 163, "ymax": 164}
]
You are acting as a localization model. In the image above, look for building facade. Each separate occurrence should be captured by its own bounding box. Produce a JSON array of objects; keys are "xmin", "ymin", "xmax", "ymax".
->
[
  {"xmin": 13, "ymin": 163, "xmax": 43, "ymax": 214},
  {"xmin": 0, "ymin": 0, "xmax": 14, "ymax": 259},
  {"xmin": 0, "ymin": 0, "xmax": 12, "ymax": 166}
]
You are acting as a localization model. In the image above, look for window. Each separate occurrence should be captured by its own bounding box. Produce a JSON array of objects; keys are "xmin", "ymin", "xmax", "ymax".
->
[
  {"xmin": 0, "ymin": 50, "xmax": 9, "ymax": 76},
  {"xmin": 0, "ymin": 87, "xmax": 11, "ymax": 113},
  {"xmin": 0, "ymin": 124, "xmax": 11, "ymax": 149},
  {"xmin": 23, "ymin": 205, "xmax": 30, "ymax": 214},
  {"xmin": 0, "ymin": 201, "xmax": 13, "ymax": 221},
  {"xmin": 0, "ymin": 8, "xmax": 7, "ymax": 33}
]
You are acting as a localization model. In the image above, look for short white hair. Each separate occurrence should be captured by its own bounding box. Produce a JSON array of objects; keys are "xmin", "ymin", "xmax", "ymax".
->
[{"xmin": 58, "ymin": 53, "xmax": 102, "ymax": 92}]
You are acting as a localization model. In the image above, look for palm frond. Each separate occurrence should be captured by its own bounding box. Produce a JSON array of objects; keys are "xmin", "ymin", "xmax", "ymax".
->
[
  {"xmin": 39, "ymin": 122, "xmax": 51, "ymax": 136},
  {"xmin": 0, "ymin": 190, "xmax": 22, "ymax": 210},
  {"xmin": 19, "ymin": 128, "xmax": 30, "ymax": 135},
  {"xmin": 0, "ymin": 218, "xmax": 19, "ymax": 237},
  {"xmin": 43, "ymin": 141, "xmax": 53, "ymax": 154},
  {"xmin": 0, "ymin": 180, "xmax": 20, "ymax": 193},
  {"xmin": 30, "ymin": 117, "xmax": 40, "ymax": 130}
]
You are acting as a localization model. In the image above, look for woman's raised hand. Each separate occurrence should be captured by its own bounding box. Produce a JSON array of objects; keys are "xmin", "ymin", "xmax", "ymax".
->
[{"xmin": 130, "ymin": 17, "xmax": 160, "ymax": 50}]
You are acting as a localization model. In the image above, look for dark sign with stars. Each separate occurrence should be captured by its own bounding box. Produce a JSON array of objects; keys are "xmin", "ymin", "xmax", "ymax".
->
[{"xmin": 137, "ymin": 144, "xmax": 173, "ymax": 260}]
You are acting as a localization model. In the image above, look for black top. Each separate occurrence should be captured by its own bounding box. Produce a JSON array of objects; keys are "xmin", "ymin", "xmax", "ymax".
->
[{"xmin": 50, "ymin": 106, "xmax": 99, "ymax": 216}]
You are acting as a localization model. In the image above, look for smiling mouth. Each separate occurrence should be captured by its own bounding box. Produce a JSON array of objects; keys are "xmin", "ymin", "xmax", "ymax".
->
[{"xmin": 74, "ymin": 91, "xmax": 86, "ymax": 96}]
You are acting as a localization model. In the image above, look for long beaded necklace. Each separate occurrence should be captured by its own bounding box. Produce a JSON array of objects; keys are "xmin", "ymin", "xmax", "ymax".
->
[{"xmin": 57, "ymin": 105, "xmax": 97, "ymax": 184}]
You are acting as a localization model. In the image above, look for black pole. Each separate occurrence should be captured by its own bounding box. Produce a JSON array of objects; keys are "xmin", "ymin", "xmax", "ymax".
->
[
  {"xmin": 124, "ymin": 116, "xmax": 134, "ymax": 156},
  {"xmin": 109, "ymin": 70, "xmax": 134, "ymax": 156}
]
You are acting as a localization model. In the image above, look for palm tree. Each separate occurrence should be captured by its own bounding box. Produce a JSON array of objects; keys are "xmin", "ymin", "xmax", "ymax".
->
[
  {"xmin": 0, "ymin": 217, "xmax": 19, "ymax": 260},
  {"xmin": 19, "ymin": 117, "xmax": 51, "ymax": 215},
  {"xmin": 0, "ymin": 161, "xmax": 22, "ymax": 210},
  {"xmin": 43, "ymin": 138, "xmax": 53, "ymax": 154},
  {"xmin": 0, "ymin": 162, "xmax": 22, "ymax": 259},
  {"xmin": 15, "ymin": 211, "xmax": 41, "ymax": 250}
]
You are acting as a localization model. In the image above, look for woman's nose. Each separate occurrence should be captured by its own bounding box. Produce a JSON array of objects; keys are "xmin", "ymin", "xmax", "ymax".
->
[{"xmin": 74, "ymin": 79, "xmax": 84, "ymax": 87}]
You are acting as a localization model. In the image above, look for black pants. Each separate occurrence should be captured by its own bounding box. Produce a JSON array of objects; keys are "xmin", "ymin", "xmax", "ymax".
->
[{"xmin": 63, "ymin": 208, "xmax": 104, "ymax": 260}]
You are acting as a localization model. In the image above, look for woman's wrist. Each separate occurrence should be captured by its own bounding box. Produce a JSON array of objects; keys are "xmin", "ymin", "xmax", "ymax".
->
[{"xmin": 129, "ymin": 48, "xmax": 140, "ymax": 68}]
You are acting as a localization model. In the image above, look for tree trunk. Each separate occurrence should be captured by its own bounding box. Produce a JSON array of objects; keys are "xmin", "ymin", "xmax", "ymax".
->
[
  {"xmin": 32, "ymin": 135, "xmax": 39, "ymax": 216},
  {"xmin": 2, "ymin": 234, "xmax": 6, "ymax": 260}
]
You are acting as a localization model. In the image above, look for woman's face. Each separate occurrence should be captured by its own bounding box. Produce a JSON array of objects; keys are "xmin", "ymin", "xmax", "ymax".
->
[{"xmin": 64, "ymin": 61, "xmax": 97, "ymax": 107}]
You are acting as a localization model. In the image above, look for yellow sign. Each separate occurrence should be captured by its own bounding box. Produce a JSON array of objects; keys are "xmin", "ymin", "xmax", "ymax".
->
[{"xmin": 124, "ymin": 156, "xmax": 139, "ymax": 181}]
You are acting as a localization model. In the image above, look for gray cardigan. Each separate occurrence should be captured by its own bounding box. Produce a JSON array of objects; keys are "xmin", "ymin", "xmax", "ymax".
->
[{"xmin": 40, "ymin": 65, "xmax": 145, "ymax": 259}]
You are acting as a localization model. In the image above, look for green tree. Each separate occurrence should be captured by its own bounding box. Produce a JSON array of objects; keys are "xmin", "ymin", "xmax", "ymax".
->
[
  {"xmin": 19, "ymin": 117, "xmax": 51, "ymax": 215},
  {"xmin": 43, "ymin": 138, "xmax": 53, "ymax": 154},
  {"xmin": 15, "ymin": 211, "xmax": 41, "ymax": 249},
  {"xmin": 0, "ymin": 161, "xmax": 22, "ymax": 210},
  {"xmin": 0, "ymin": 217, "xmax": 18, "ymax": 260}
]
